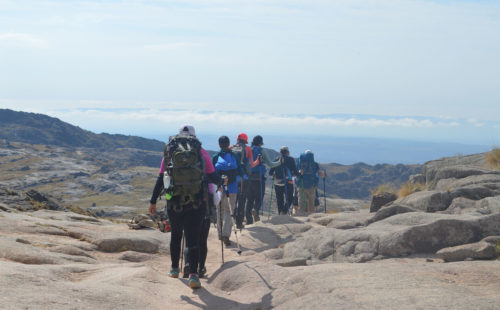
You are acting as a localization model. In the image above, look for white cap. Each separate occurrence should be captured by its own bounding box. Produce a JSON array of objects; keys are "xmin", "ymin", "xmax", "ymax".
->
[
  {"xmin": 305, "ymin": 149, "xmax": 313, "ymax": 154},
  {"xmin": 179, "ymin": 125, "xmax": 196, "ymax": 136}
]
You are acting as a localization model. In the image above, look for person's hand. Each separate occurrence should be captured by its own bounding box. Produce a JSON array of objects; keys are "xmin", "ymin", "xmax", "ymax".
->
[
  {"xmin": 299, "ymin": 169, "xmax": 303, "ymax": 175},
  {"xmin": 149, "ymin": 203, "xmax": 156, "ymax": 217}
]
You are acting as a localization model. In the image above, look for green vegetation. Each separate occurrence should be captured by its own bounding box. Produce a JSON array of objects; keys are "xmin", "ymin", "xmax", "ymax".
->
[{"xmin": 486, "ymin": 147, "xmax": 500, "ymax": 170}]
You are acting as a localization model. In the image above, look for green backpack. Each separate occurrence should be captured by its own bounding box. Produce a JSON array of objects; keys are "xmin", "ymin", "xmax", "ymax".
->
[{"xmin": 164, "ymin": 134, "xmax": 205, "ymax": 206}]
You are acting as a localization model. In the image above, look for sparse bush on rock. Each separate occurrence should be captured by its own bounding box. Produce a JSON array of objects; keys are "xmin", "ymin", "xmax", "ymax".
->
[{"xmin": 486, "ymin": 147, "xmax": 500, "ymax": 170}]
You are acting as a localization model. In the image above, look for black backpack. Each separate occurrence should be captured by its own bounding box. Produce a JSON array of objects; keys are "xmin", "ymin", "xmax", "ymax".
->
[
  {"xmin": 164, "ymin": 133, "xmax": 205, "ymax": 205},
  {"xmin": 232, "ymin": 142, "xmax": 248, "ymax": 174}
]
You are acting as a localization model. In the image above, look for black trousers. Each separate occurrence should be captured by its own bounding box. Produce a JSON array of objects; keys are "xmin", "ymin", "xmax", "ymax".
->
[
  {"xmin": 167, "ymin": 205, "xmax": 204, "ymax": 274},
  {"xmin": 235, "ymin": 180, "xmax": 248, "ymax": 227},
  {"xmin": 275, "ymin": 182, "xmax": 294, "ymax": 214},
  {"xmin": 245, "ymin": 178, "xmax": 265, "ymax": 223},
  {"xmin": 198, "ymin": 217, "xmax": 210, "ymax": 270}
]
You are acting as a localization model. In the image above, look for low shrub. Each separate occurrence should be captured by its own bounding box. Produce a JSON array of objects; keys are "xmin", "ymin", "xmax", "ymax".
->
[
  {"xmin": 397, "ymin": 182, "xmax": 426, "ymax": 198},
  {"xmin": 371, "ymin": 184, "xmax": 396, "ymax": 196},
  {"xmin": 486, "ymin": 147, "xmax": 500, "ymax": 170}
]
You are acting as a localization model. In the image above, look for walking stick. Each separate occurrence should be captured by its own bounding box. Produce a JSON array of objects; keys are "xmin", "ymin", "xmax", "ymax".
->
[
  {"xmin": 180, "ymin": 230, "xmax": 185, "ymax": 272},
  {"xmin": 323, "ymin": 174, "xmax": 327, "ymax": 213},
  {"xmin": 268, "ymin": 177, "xmax": 274, "ymax": 219},
  {"xmin": 224, "ymin": 184, "xmax": 242, "ymax": 255},
  {"xmin": 218, "ymin": 190, "xmax": 224, "ymax": 265},
  {"xmin": 259, "ymin": 170, "xmax": 263, "ymax": 217}
]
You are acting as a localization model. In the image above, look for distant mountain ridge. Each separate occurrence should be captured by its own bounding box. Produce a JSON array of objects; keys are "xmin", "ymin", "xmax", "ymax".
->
[
  {"xmin": 0, "ymin": 109, "xmax": 164, "ymax": 151},
  {"xmin": 1, "ymin": 108, "xmax": 423, "ymax": 199}
]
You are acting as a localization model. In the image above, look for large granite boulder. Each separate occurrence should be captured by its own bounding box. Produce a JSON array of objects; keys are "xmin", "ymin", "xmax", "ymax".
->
[
  {"xmin": 396, "ymin": 190, "xmax": 451, "ymax": 212},
  {"xmin": 436, "ymin": 241, "xmax": 498, "ymax": 262},
  {"xmin": 370, "ymin": 192, "xmax": 397, "ymax": 213}
]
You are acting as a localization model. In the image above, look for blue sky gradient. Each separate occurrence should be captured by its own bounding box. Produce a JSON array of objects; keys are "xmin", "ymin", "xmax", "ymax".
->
[{"xmin": 1, "ymin": 0, "xmax": 499, "ymax": 156}]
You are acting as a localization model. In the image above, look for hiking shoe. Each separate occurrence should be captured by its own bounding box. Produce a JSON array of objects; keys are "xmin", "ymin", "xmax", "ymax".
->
[
  {"xmin": 188, "ymin": 274, "xmax": 201, "ymax": 289},
  {"xmin": 168, "ymin": 268, "xmax": 179, "ymax": 278},
  {"xmin": 198, "ymin": 267, "xmax": 206, "ymax": 278},
  {"xmin": 253, "ymin": 212, "xmax": 260, "ymax": 222},
  {"xmin": 236, "ymin": 223, "xmax": 244, "ymax": 230},
  {"xmin": 183, "ymin": 264, "xmax": 190, "ymax": 278},
  {"xmin": 223, "ymin": 237, "xmax": 231, "ymax": 246}
]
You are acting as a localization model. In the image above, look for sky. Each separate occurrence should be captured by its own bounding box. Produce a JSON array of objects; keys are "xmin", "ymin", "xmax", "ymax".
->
[{"xmin": 1, "ymin": 0, "xmax": 499, "ymax": 150}]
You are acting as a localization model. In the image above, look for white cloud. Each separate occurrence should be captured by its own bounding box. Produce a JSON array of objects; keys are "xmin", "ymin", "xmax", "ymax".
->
[
  {"xmin": 45, "ymin": 108, "xmax": 465, "ymax": 133},
  {"xmin": 0, "ymin": 33, "xmax": 49, "ymax": 49}
]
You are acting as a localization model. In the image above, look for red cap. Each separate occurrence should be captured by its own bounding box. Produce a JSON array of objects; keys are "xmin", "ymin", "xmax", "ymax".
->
[{"xmin": 237, "ymin": 133, "xmax": 248, "ymax": 144}]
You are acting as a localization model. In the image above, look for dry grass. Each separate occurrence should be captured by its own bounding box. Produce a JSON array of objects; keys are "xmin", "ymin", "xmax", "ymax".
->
[
  {"xmin": 397, "ymin": 182, "xmax": 427, "ymax": 198},
  {"xmin": 326, "ymin": 209, "xmax": 340, "ymax": 214},
  {"xmin": 371, "ymin": 184, "xmax": 396, "ymax": 196},
  {"xmin": 486, "ymin": 147, "xmax": 500, "ymax": 170}
]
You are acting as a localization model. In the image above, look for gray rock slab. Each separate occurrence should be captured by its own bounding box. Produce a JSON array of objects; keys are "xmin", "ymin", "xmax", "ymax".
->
[
  {"xmin": 397, "ymin": 190, "xmax": 451, "ymax": 212},
  {"xmin": 437, "ymin": 241, "xmax": 498, "ymax": 262}
]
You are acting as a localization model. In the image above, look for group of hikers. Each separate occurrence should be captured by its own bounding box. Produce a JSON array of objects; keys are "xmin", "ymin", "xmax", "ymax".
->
[{"xmin": 148, "ymin": 125, "xmax": 326, "ymax": 289}]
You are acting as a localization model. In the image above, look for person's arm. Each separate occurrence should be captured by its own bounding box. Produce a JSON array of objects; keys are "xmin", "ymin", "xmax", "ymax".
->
[
  {"xmin": 247, "ymin": 146, "xmax": 259, "ymax": 168},
  {"xmin": 317, "ymin": 163, "xmax": 326, "ymax": 178},
  {"xmin": 288, "ymin": 156, "xmax": 298, "ymax": 176},
  {"xmin": 150, "ymin": 173, "xmax": 164, "ymax": 204},
  {"xmin": 262, "ymin": 148, "xmax": 280, "ymax": 168},
  {"xmin": 150, "ymin": 158, "xmax": 165, "ymax": 215},
  {"xmin": 269, "ymin": 166, "xmax": 275, "ymax": 177}
]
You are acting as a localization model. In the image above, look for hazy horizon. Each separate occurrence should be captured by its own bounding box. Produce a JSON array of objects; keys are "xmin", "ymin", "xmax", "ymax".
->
[{"xmin": 1, "ymin": 1, "xmax": 499, "ymax": 154}]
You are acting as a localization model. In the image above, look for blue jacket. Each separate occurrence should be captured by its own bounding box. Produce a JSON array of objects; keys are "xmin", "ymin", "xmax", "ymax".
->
[
  {"xmin": 250, "ymin": 146, "xmax": 266, "ymax": 177},
  {"xmin": 213, "ymin": 150, "xmax": 242, "ymax": 194}
]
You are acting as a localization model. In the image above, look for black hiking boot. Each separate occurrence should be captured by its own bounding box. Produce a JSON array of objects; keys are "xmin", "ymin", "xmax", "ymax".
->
[
  {"xmin": 198, "ymin": 267, "xmax": 206, "ymax": 278},
  {"xmin": 183, "ymin": 264, "xmax": 190, "ymax": 278}
]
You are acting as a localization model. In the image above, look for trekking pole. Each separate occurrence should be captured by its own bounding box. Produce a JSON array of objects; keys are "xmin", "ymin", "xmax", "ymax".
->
[
  {"xmin": 218, "ymin": 188, "xmax": 224, "ymax": 265},
  {"xmin": 224, "ymin": 184, "xmax": 242, "ymax": 255},
  {"xmin": 259, "ymin": 170, "xmax": 263, "ymax": 217},
  {"xmin": 268, "ymin": 176, "xmax": 274, "ymax": 219},
  {"xmin": 180, "ymin": 230, "xmax": 185, "ymax": 273},
  {"xmin": 282, "ymin": 165, "xmax": 289, "ymax": 216},
  {"xmin": 323, "ymin": 171, "xmax": 327, "ymax": 214}
]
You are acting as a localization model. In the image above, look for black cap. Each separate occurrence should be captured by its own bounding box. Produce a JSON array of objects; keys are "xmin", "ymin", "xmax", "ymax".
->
[
  {"xmin": 252, "ymin": 135, "xmax": 263, "ymax": 146},
  {"xmin": 218, "ymin": 135, "xmax": 230, "ymax": 148}
]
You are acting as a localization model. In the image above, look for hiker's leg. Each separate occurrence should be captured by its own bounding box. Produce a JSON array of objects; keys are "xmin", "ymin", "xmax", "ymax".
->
[
  {"xmin": 167, "ymin": 208, "xmax": 183, "ymax": 269},
  {"xmin": 198, "ymin": 217, "xmax": 210, "ymax": 271},
  {"xmin": 235, "ymin": 190, "xmax": 245, "ymax": 228},
  {"xmin": 245, "ymin": 181, "xmax": 257, "ymax": 224},
  {"xmin": 285, "ymin": 183, "xmax": 294, "ymax": 214},
  {"xmin": 275, "ymin": 185, "xmax": 285, "ymax": 214},
  {"xmin": 183, "ymin": 206, "xmax": 204, "ymax": 275},
  {"xmin": 257, "ymin": 178, "xmax": 266, "ymax": 214},
  {"xmin": 221, "ymin": 195, "xmax": 233, "ymax": 238},
  {"xmin": 305, "ymin": 187, "xmax": 316, "ymax": 212},
  {"xmin": 298, "ymin": 187, "xmax": 306, "ymax": 214}
]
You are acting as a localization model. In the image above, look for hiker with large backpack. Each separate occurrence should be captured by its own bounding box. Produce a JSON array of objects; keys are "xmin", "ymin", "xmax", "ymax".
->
[
  {"xmin": 295, "ymin": 150, "xmax": 325, "ymax": 215},
  {"xmin": 212, "ymin": 136, "xmax": 245, "ymax": 247},
  {"xmin": 269, "ymin": 146, "xmax": 298, "ymax": 215},
  {"xmin": 230, "ymin": 133, "xmax": 259, "ymax": 229},
  {"xmin": 245, "ymin": 135, "xmax": 280, "ymax": 224},
  {"xmin": 149, "ymin": 125, "xmax": 217, "ymax": 289}
]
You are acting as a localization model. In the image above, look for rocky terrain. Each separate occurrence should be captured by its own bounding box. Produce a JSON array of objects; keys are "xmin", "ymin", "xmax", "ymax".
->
[{"xmin": 1, "ymin": 148, "xmax": 499, "ymax": 309}]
